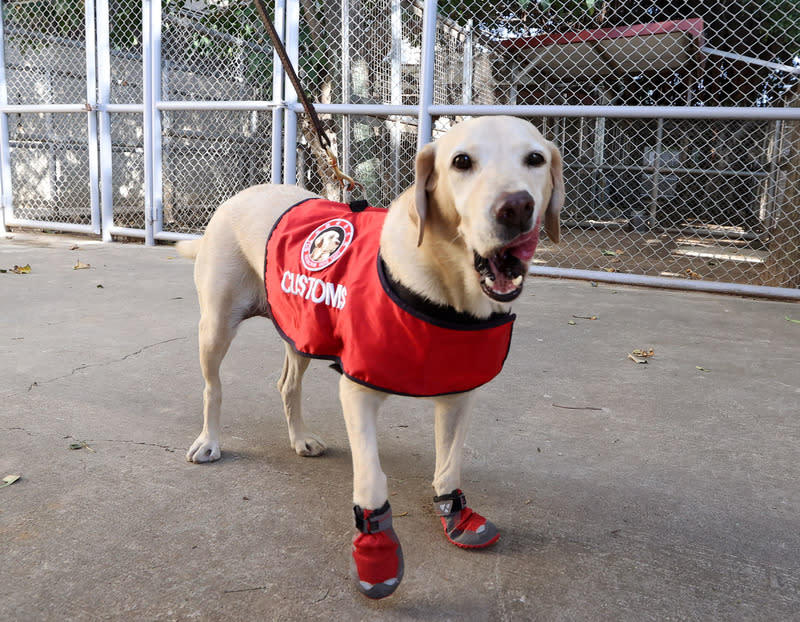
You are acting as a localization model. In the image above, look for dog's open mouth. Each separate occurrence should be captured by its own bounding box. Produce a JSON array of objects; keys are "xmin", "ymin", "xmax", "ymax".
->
[{"xmin": 473, "ymin": 229, "xmax": 540, "ymax": 302}]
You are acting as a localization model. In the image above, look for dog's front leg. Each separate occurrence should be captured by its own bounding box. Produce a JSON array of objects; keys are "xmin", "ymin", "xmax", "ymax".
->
[
  {"xmin": 339, "ymin": 376, "xmax": 403, "ymax": 599},
  {"xmin": 431, "ymin": 391, "xmax": 500, "ymax": 549},
  {"xmin": 432, "ymin": 391, "xmax": 477, "ymax": 495},
  {"xmin": 339, "ymin": 376, "xmax": 389, "ymax": 508}
]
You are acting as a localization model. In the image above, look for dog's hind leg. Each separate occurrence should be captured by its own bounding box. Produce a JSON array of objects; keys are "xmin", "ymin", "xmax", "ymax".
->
[
  {"xmin": 278, "ymin": 343, "xmax": 326, "ymax": 456},
  {"xmin": 186, "ymin": 304, "xmax": 239, "ymax": 463},
  {"xmin": 186, "ymin": 240, "xmax": 260, "ymax": 463}
]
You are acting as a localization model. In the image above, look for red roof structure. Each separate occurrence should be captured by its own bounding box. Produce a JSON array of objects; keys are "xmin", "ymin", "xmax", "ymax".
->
[{"xmin": 502, "ymin": 19, "xmax": 705, "ymax": 80}]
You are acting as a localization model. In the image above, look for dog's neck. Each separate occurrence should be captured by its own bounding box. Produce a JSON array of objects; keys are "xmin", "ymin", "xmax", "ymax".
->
[{"xmin": 379, "ymin": 192, "xmax": 509, "ymax": 320}]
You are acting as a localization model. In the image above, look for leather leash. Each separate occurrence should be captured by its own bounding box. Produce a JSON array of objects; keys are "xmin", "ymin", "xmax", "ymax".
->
[{"xmin": 252, "ymin": 0, "xmax": 364, "ymax": 194}]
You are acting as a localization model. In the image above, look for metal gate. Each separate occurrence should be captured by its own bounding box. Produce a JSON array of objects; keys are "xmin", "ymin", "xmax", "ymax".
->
[
  {"xmin": 0, "ymin": 0, "xmax": 279, "ymax": 244},
  {"xmin": 2, "ymin": 0, "xmax": 799, "ymax": 297},
  {"xmin": 0, "ymin": 0, "xmax": 101, "ymax": 236}
]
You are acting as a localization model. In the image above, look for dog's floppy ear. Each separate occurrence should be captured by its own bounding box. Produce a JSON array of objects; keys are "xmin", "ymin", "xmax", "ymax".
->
[
  {"xmin": 544, "ymin": 142, "xmax": 564, "ymax": 244},
  {"xmin": 411, "ymin": 142, "xmax": 437, "ymax": 246}
]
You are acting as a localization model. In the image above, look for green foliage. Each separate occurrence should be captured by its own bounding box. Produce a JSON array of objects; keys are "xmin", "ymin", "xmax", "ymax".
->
[
  {"xmin": 759, "ymin": 0, "xmax": 800, "ymax": 49},
  {"xmin": 2, "ymin": 0, "xmax": 85, "ymax": 39}
]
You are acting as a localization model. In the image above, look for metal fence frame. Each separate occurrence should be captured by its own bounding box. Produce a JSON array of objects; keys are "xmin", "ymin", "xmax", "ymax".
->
[{"xmin": 1, "ymin": 0, "xmax": 798, "ymax": 299}]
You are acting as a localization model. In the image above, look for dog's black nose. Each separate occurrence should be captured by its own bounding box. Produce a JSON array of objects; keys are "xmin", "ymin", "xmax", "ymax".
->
[{"xmin": 495, "ymin": 191, "xmax": 534, "ymax": 231}]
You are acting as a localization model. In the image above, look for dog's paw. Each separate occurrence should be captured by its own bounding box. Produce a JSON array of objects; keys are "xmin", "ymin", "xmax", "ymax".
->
[
  {"xmin": 292, "ymin": 434, "xmax": 326, "ymax": 457},
  {"xmin": 186, "ymin": 434, "xmax": 221, "ymax": 463}
]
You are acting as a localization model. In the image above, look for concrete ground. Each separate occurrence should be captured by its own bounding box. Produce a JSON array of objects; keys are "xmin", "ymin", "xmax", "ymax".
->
[{"xmin": 1, "ymin": 231, "xmax": 798, "ymax": 622}]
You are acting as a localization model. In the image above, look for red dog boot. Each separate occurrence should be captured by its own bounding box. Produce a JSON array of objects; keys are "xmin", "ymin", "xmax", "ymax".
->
[
  {"xmin": 351, "ymin": 501, "xmax": 404, "ymax": 599},
  {"xmin": 434, "ymin": 489, "xmax": 500, "ymax": 549}
]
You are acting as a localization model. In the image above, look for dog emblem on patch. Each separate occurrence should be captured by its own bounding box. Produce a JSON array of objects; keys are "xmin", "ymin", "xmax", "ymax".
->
[{"xmin": 301, "ymin": 218, "xmax": 355, "ymax": 271}]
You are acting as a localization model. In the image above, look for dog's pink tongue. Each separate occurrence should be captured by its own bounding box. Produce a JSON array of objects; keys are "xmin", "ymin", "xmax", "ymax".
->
[{"xmin": 508, "ymin": 227, "xmax": 540, "ymax": 263}]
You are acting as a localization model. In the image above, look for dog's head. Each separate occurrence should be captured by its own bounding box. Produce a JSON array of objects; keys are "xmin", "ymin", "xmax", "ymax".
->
[{"xmin": 410, "ymin": 116, "xmax": 563, "ymax": 303}]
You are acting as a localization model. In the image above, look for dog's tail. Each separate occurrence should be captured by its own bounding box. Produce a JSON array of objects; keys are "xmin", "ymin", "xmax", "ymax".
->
[{"xmin": 175, "ymin": 239, "xmax": 202, "ymax": 261}]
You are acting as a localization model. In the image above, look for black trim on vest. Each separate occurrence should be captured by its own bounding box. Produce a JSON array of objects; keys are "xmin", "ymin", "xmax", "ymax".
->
[{"xmin": 378, "ymin": 256, "xmax": 514, "ymax": 329}]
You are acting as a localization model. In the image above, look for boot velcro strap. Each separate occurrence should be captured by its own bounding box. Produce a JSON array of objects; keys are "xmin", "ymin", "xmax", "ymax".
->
[
  {"xmin": 433, "ymin": 489, "xmax": 467, "ymax": 516},
  {"xmin": 354, "ymin": 500, "xmax": 393, "ymax": 534}
]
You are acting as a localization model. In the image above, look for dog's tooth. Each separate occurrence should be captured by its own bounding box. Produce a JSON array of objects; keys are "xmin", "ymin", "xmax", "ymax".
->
[
  {"xmin": 485, "ymin": 275, "xmax": 495, "ymax": 284},
  {"xmin": 512, "ymin": 275, "xmax": 523, "ymax": 287}
]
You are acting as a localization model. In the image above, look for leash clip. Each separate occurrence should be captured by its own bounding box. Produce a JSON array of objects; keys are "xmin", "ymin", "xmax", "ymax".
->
[{"xmin": 326, "ymin": 146, "xmax": 365, "ymax": 195}]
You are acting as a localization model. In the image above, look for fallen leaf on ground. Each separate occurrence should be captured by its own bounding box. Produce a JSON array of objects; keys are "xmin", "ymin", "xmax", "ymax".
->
[
  {"xmin": 69, "ymin": 440, "xmax": 95, "ymax": 452},
  {"xmin": 573, "ymin": 315, "xmax": 598, "ymax": 320},
  {"xmin": 785, "ymin": 316, "xmax": 800, "ymax": 325},
  {"xmin": 1, "ymin": 474, "xmax": 21, "ymax": 489},
  {"xmin": 73, "ymin": 260, "xmax": 91, "ymax": 270},
  {"xmin": 628, "ymin": 353, "xmax": 648, "ymax": 364},
  {"xmin": 10, "ymin": 264, "xmax": 31, "ymax": 274},
  {"xmin": 567, "ymin": 320, "xmax": 577, "ymax": 325},
  {"xmin": 601, "ymin": 250, "xmax": 617, "ymax": 256},
  {"xmin": 696, "ymin": 366, "xmax": 710, "ymax": 372},
  {"xmin": 632, "ymin": 347, "xmax": 655, "ymax": 358}
]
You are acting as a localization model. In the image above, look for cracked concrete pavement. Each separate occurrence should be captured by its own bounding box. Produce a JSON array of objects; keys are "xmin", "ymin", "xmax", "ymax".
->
[{"xmin": 1, "ymin": 231, "xmax": 799, "ymax": 621}]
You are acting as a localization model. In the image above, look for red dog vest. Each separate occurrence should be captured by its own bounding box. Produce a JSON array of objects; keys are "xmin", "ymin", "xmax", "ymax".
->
[{"xmin": 264, "ymin": 198, "xmax": 515, "ymax": 397}]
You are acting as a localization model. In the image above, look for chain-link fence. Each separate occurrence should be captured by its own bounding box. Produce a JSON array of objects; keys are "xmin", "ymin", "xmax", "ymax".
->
[
  {"xmin": 1, "ymin": 0, "xmax": 799, "ymax": 292},
  {"xmin": 0, "ymin": 0, "xmax": 96, "ymax": 231},
  {"xmin": 159, "ymin": 4, "xmax": 274, "ymax": 234},
  {"xmin": 295, "ymin": 0, "xmax": 800, "ymax": 291}
]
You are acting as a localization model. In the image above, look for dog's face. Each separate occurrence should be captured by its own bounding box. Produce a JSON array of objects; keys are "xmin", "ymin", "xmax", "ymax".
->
[
  {"xmin": 412, "ymin": 116, "xmax": 564, "ymax": 303},
  {"xmin": 311, "ymin": 229, "xmax": 342, "ymax": 261}
]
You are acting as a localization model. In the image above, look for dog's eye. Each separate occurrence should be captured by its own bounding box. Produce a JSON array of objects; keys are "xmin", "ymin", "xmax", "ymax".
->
[
  {"xmin": 452, "ymin": 154, "xmax": 473, "ymax": 170},
  {"xmin": 525, "ymin": 152, "xmax": 545, "ymax": 167}
]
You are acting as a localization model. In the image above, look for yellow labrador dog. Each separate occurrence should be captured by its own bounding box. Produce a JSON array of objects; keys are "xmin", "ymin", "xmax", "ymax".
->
[{"xmin": 177, "ymin": 116, "xmax": 563, "ymax": 599}]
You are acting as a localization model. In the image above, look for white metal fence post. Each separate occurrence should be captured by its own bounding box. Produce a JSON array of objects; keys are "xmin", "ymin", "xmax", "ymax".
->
[
  {"xmin": 417, "ymin": 0, "xmax": 438, "ymax": 151},
  {"xmin": 282, "ymin": 0, "xmax": 299, "ymax": 184},
  {"xmin": 0, "ymin": 7, "xmax": 12, "ymax": 232},
  {"xmin": 390, "ymin": 0, "xmax": 402, "ymax": 198},
  {"xmin": 341, "ymin": 0, "xmax": 351, "ymax": 191},
  {"xmin": 85, "ymin": 0, "xmax": 101, "ymax": 236},
  {"xmin": 142, "ymin": 0, "xmax": 163, "ymax": 245},
  {"xmin": 142, "ymin": 0, "xmax": 155, "ymax": 245},
  {"xmin": 462, "ymin": 19, "xmax": 473, "ymax": 106},
  {"xmin": 151, "ymin": 0, "xmax": 164, "ymax": 242},
  {"xmin": 95, "ymin": 0, "xmax": 114, "ymax": 240},
  {"xmin": 271, "ymin": 0, "xmax": 286, "ymax": 184}
]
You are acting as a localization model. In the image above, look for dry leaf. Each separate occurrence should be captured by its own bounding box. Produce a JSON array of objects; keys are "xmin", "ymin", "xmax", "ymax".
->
[
  {"xmin": 1, "ymin": 474, "xmax": 21, "ymax": 489},
  {"xmin": 11, "ymin": 264, "xmax": 31, "ymax": 274},
  {"xmin": 68, "ymin": 440, "xmax": 95, "ymax": 452},
  {"xmin": 628, "ymin": 353, "xmax": 648, "ymax": 364},
  {"xmin": 73, "ymin": 260, "xmax": 91, "ymax": 270},
  {"xmin": 696, "ymin": 366, "xmax": 710, "ymax": 372}
]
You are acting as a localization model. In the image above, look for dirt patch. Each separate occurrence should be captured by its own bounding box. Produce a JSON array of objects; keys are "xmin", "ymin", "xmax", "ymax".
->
[{"xmin": 535, "ymin": 226, "xmax": 769, "ymax": 286}]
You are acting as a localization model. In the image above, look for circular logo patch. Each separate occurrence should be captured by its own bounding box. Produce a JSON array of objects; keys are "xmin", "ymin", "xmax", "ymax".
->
[{"xmin": 301, "ymin": 218, "xmax": 355, "ymax": 271}]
